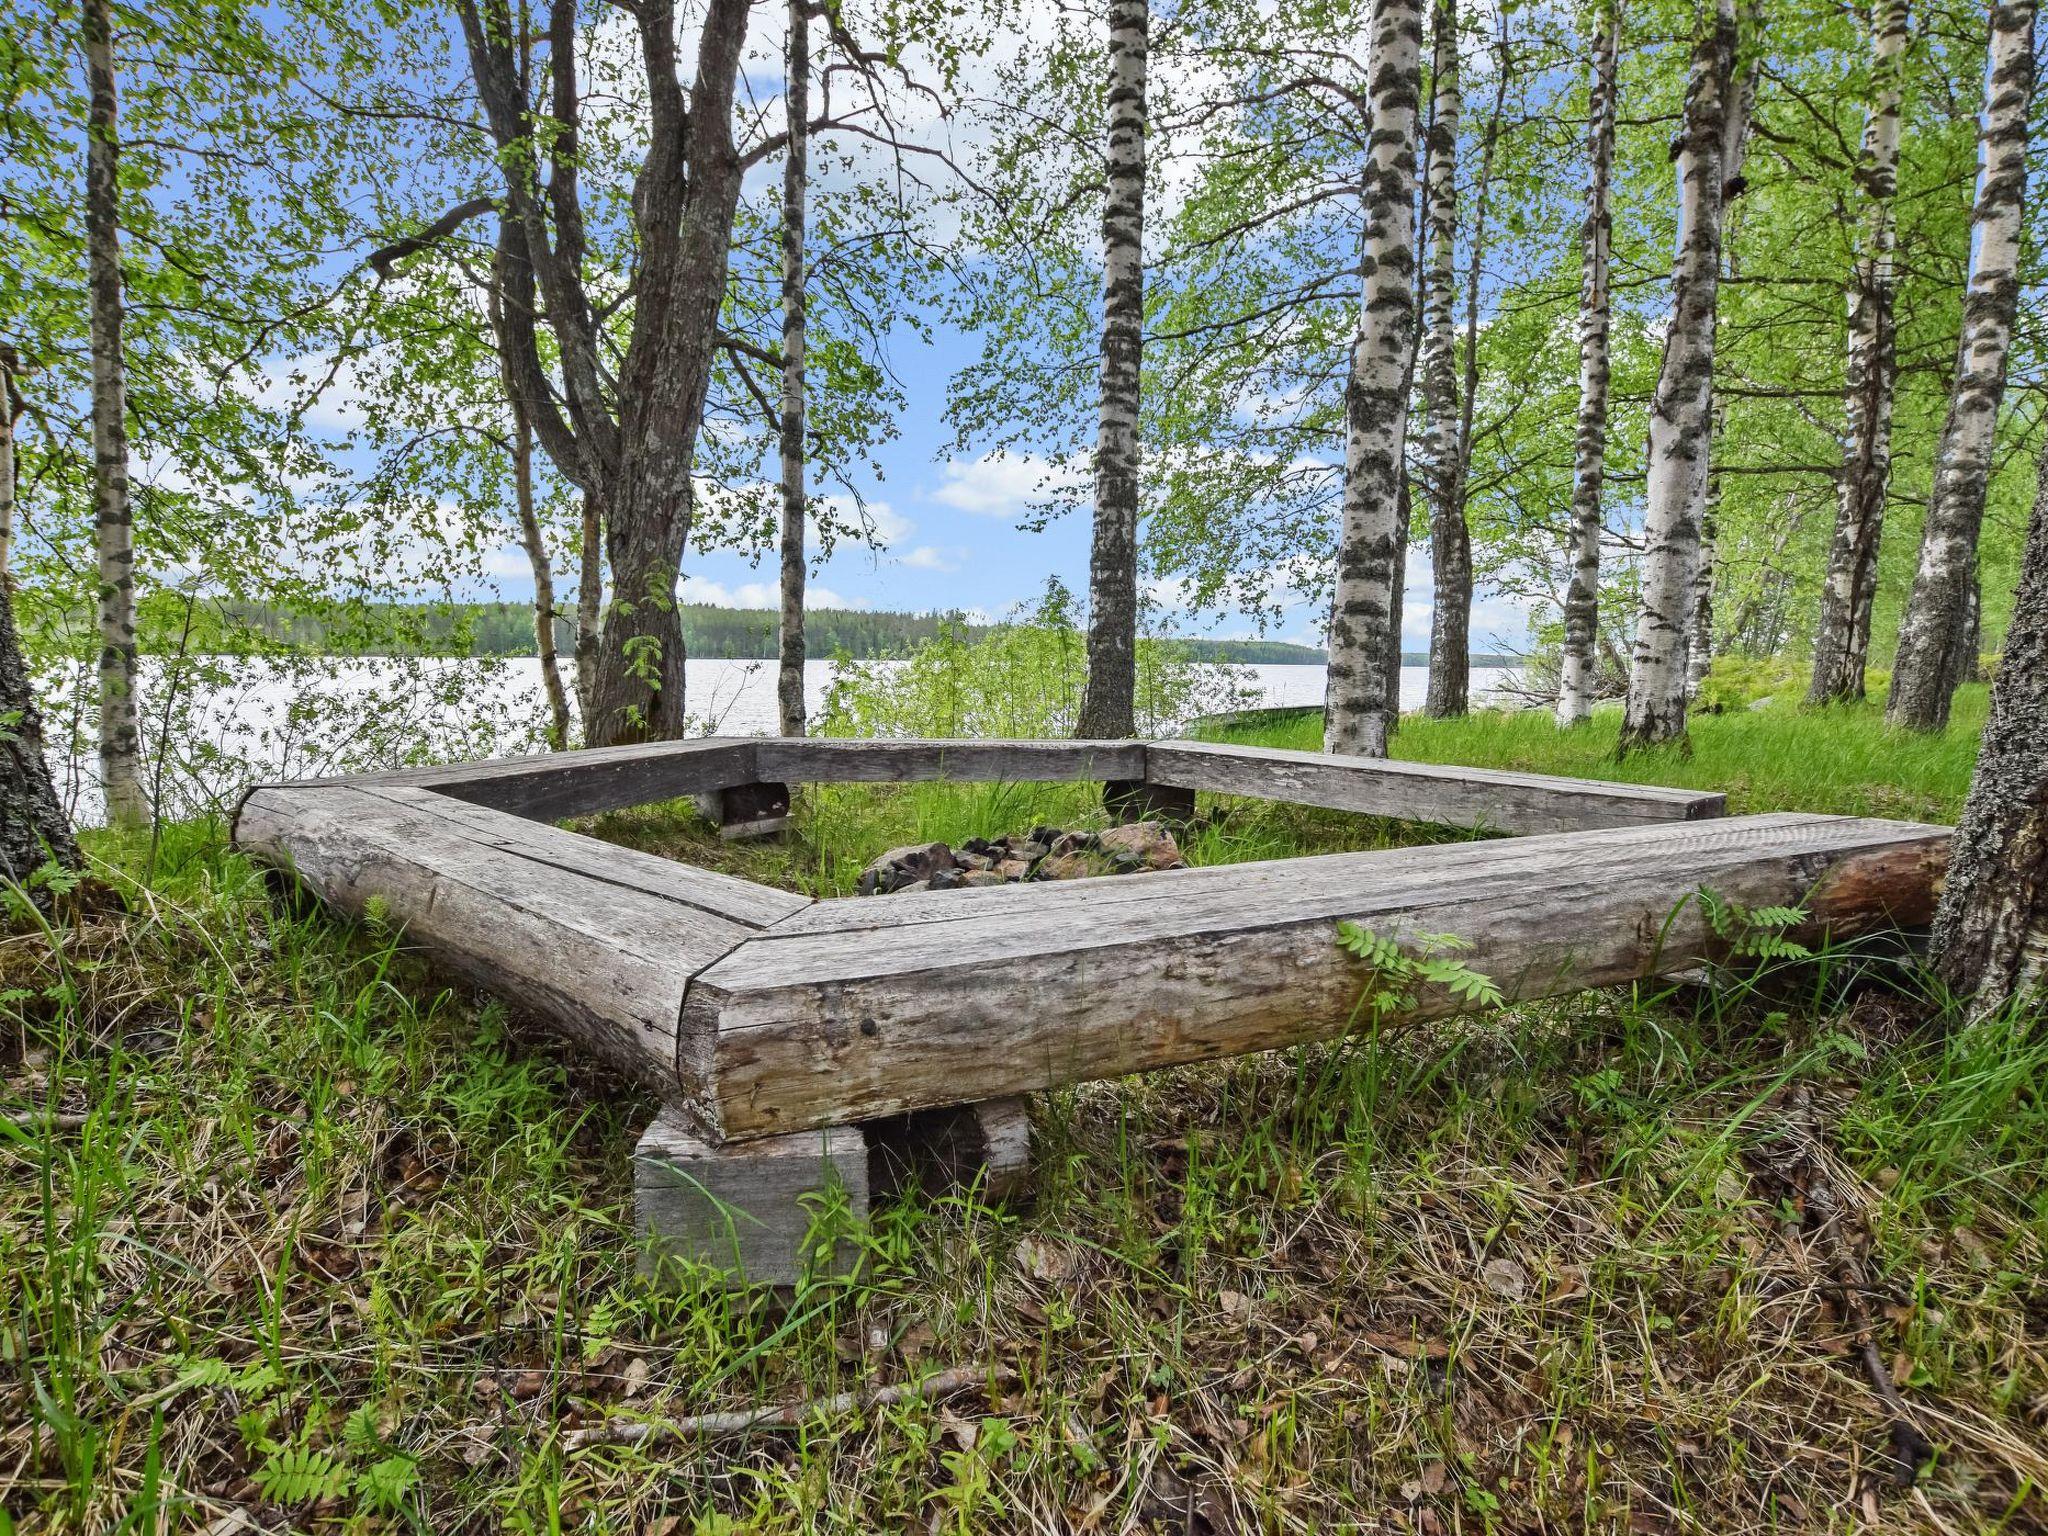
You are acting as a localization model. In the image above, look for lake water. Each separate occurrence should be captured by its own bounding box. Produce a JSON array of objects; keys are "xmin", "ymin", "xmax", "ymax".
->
[{"xmin": 39, "ymin": 656, "xmax": 1516, "ymax": 825}]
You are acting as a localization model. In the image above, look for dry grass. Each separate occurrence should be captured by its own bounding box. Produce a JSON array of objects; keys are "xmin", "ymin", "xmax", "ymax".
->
[{"xmin": 5, "ymin": 818, "xmax": 2048, "ymax": 1533}]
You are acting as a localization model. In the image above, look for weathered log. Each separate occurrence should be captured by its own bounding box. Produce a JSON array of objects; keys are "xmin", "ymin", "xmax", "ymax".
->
[
  {"xmin": 235, "ymin": 783, "xmax": 762, "ymax": 1094},
  {"xmin": 751, "ymin": 738, "xmax": 1146, "ymax": 786},
  {"xmin": 1146, "ymin": 741, "xmax": 1722, "ymax": 833},
  {"xmin": 309, "ymin": 737, "xmax": 758, "ymax": 822},
  {"xmin": 681, "ymin": 814, "xmax": 1946, "ymax": 1138}
]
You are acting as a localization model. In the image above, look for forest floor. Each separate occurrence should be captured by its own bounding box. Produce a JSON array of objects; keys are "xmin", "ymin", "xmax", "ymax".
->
[{"xmin": 5, "ymin": 691, "xmax": 2043, "ymax": 1534}]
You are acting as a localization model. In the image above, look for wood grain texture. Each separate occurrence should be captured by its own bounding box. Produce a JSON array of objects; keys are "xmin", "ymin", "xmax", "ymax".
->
[
  {"xmin": 687, "ymin": 814, "xmax": 1946, "ymax": 1137},
  {"xmin": 356, "ymin": 782, "xmax": 810, "ymax": 928},
  {"xmin": 254, "ymin": 738, "xmax": 761, "ymax": 822},
  {"xmin": 1145, "ymin": 740, "xmax": 1724, "ymax": 832},
  {"xmin": 236, "ymin": 783, "xmax": 753, "ymax": 1095},
  {"xmin": 636, "ymin": 1107, "xmax": 868, "ymax": 1286},
  {"xmin": 752, "ymin": 738, "xmax": 1147, "ymax": 785}
]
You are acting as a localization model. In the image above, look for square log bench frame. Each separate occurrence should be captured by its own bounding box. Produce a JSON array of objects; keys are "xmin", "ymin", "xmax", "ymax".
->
[{"xmin": 233, "ymin": 737, "xmax": 1948, "ymax": 1284}]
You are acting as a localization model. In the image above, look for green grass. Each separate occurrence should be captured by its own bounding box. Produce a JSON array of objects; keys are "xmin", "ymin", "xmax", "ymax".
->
[
  {"xmin": 6, "ymin": 695, "xmax": 2043, "ymax": 1532},
  {"xmin": 1202, "ymin": 687, "xmax": 1989, "ymax": 824}
]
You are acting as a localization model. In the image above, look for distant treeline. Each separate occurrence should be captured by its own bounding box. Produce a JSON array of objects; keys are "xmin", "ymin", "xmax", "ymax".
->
[{"xmin": 133, "ymin": 598, "xmax": 1372, "ymax": 664}]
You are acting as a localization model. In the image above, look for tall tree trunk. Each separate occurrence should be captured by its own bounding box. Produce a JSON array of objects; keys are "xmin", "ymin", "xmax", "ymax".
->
[
  {"xmin": 81, "ymin": 0, "xmax": 147, "ymax": 829},
  {"xmin": 1687, "ymin": 406, "xmax": 1726, "ymax": 700},
  {"xmin": 1557, "ymin": 0, "xmax": 1620, "ymax": 727},
  {"xmin": 1, "ymin": 594, "xmax": 80, "ymax": 903},
  {"xmin": 1325, "ymin": 0, "xmax": 1424, "ymax": 758},
  {"xmin": 1077, "ymin": 0, "xmax": 1148, "ymax": 741},
  {"xmin": 1887, "ymin": 0, "xmax": 2036, "ymax": 732},
  {"xmin": 459, "ymin": 0, "xmax": 754, "ymax": 748},
  {"xmin": 510, "ymin": 414, "xmax": 571, "ymax": 750},
  {"xmin": 1808, "ymin": 0, "xmax": 1909, "ymax": 707},
  {"xmin": 776, "ymin": 0, "xmax": 810, "ymax": 739},
  {"xmin": 0, "ymin": 348, "xmax": 18, "ymax": 584},
  {"xmin": 1418, "ymin": 0, "xmax": 1467, "ymax": 719},
  {"xmin": 1931, "ymin": 437, "xmax": 2048, "ymax": 1018},
  {"xmin": 0, "ymin": 342, "xmax": 79, "ymax": 894},
  {"xmin": 574, "ymin": 496, "xmax": 602, "ymax": 729},
  {"xmin": 1684, "ymin": 43, "xmax": 1757, "ymax": 704},
  {"xmin": 488, "ymin": 231, "xmax": 572, "ymax": 752},
  {"xmin": 1617, "ymin": 0, "xmax": 1738, "ymax": 754}
]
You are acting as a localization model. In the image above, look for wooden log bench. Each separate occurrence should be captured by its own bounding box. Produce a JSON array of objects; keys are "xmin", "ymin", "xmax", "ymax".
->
[{"xmin": 233, "ymin": 737, "xmax": 1946, "ymax": 1285}]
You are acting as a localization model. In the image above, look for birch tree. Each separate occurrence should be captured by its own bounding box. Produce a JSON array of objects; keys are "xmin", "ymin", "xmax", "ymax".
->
[
  {"xmin": 81, "ymin": 0, "xmax": 149, "ymax": 827},
  {"xmin": 1077, "ymin": 0, "xmax": 1149, "ymax": 741},
  {"xmin": 1617, "ymin": 0, "xmax": 1738, "ymax": 753},
  {"xmin": 1556, "ymin": 0, "xmax": 1619, "ymax": 727},
  {"xmin": 1931, "ymin": 436, "xmax": 2048, "ymax": 1019},
  {"xmin": 1807, "ymin": 0, "xmax": 1909, "ymax": 707},
  {"xmin": 1324, "ymin": 0, "xmax": 1423, "ymax": 759},
  {"xmin": 1684, "ymin": 42, "xmax": 1756, "ymax": 701},
  {"xmin": 1886, "ymin": 0, "xmax": 2036, "ymax": 733},
  {"xmin": 1417, "ymin": 0, "xmax": 1466, "ymax": 719},
  {"xmin": 776, "ymin": 0, "xmax": 810, "ymax": 739}
]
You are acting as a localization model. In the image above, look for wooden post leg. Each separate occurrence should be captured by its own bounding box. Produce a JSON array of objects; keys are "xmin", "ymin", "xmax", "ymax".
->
[
  {"xmin": 863, "ymin": 1096, "xmax": 1033, "ymax": 1204},
  {"xmin": 692, "ymin": 780, "xmax": 791, "ymax": 841},
  {"xmin": 635, "ymin": 1107, "xmax": 867, "ymax": 1287},
  {"xmin": 1103, "ymin": 778, "xmax": 1196, "ymax": 825}
]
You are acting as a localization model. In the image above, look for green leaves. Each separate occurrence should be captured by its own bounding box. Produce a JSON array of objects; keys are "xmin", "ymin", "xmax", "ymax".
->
[{"xmin": 1336, "ymin": 920, "xmax": 1503, "ymax": 1023}]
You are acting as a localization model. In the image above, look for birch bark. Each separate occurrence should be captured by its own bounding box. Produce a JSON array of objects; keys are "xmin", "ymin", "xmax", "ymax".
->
[
  {"xmin": 1808, "ymin": 0, "xmax": 1908, "ymax": 707},
  {"xmin": 82, "ymin": 0, "xmax": 148, "ymax": 827},
  {"xmin": 1556, "ymin": 0, "xmax": 1619, "ymax": 726},
  {"xmin": 1932, "ymin": 439, "xmax": 2048, "ymax": 1018},
  {"xmin": 1324, "ymin": 0, "xmax": 1424, "ymax": 759},
  {"xmin": 1418, "ymin": 0, "xmax": 1467, "ymax": 719},
  {"xmin": 1077, "ymin": 0, "xmax": 1148, "ymax": 741},
  {"xmin": 1617, "ymin": 0, "xmax": 1737, "ymax": 753},
  {"xmin": 1887, "ymin": 0, "xmax": 2036, "ymax": 732},
  {"xmin": 776, "ymin": 0, "xmax": 810, "ymax": 739},
  {"xmin": 1684, "ymin": 39, "xmax": 1757, "ymax": 704}
]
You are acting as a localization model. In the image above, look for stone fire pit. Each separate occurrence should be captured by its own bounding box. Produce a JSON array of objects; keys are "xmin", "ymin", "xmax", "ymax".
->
[{"xmin": 857, "ymin": 821, "xmax": 1188, "ymax": 894}]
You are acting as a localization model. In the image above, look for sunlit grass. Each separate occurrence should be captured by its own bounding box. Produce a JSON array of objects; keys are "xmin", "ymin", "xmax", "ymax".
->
[{"xmin": 1202, "ymin": 685, "xmax": 1988, "ymax": 824}]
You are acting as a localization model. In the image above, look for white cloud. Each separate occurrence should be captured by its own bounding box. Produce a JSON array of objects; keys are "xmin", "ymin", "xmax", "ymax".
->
[
  {"xmin": 899, "ymin": 544, "xmax": 966, "ymax": 572},
  {"xmin": 930, "ymin": 453, "xmax": 1084, "ymax": 520},
  {"xmin": 679, "ymin": 575, "xmax": 866, "ymax": 610}
]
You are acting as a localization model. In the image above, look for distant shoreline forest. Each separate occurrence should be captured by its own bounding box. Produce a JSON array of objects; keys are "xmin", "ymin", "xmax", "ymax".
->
[{"xmin": 130, "ymin": 597, "xmax": 1516, "ymax": 667}]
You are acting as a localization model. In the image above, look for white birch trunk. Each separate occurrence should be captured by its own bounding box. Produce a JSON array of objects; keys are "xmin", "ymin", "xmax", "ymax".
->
[
  {"xmin": 776, "ymin": 0, "xmax": 810, "ymax": 739},
  {"xmin": 1684, "ymin": 34, "xmax": 1757, "ymax": 704},
  {"xmin": 1324, "ymin": 0, "xmax": 1424, "ymax": 759},
  {"xmin": 1618, "ymin": 0, "xmax": 1737, "ymax": 753},
  {"xmin": 82, "ymin": 0, "xmax": 148, "ymax": 828},
  {"xmin": 1556, "ymin": 0, "xmax": 1620, "ymax": 726},
  {"xmin": 1077, "ymin": 0, "xmax": 1148, "ymax": 741},
  {"xmin": 1418, "ymin": 0, "xmax": 1467, "ymax": 719},
  {"xmin": 1887, "ymin": 0, "xmax": 2036, "ymax": 732},
  {"xmin": 1808, "ymin": 0, "xmax": 1908, "ymax": 707}
]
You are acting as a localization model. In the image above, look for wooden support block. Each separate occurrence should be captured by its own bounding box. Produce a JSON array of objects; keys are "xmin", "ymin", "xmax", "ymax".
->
[
  {"xmin": 864, "ymin": 1096, "xmax": 1033, "ymax": 1203},
  {"xmin": 1103, "ymin": 778, "xmax": 1197, "ymax": 825},
  {"xmin": 635, "ymin": 1107, "xmax": 868, "ymax": 1287},
  {"xmin": 694, "ymin": 781, "xmax": 792, "ymax": 841}
]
